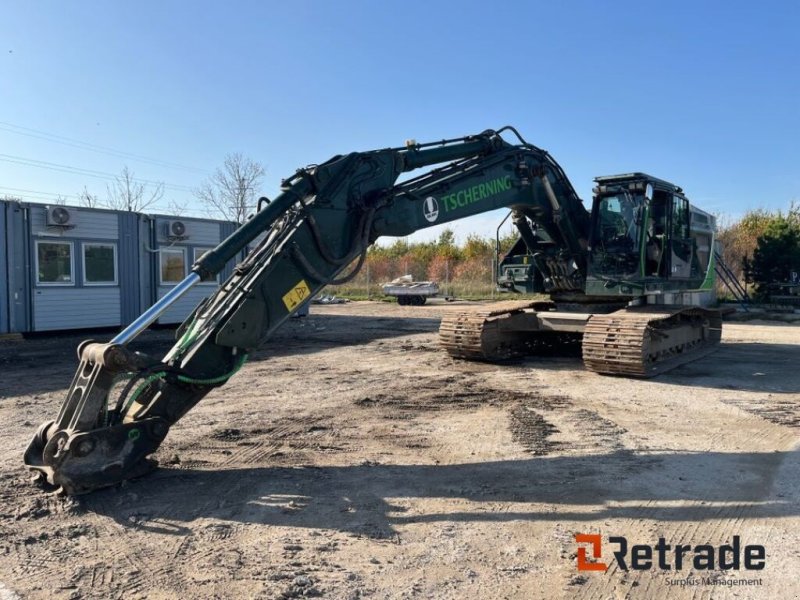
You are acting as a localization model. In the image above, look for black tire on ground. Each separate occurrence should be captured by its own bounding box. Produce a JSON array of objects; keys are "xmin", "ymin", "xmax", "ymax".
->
[{"xmin": 397, "ymin": 296, "xmax": 409, "ymax": 306}]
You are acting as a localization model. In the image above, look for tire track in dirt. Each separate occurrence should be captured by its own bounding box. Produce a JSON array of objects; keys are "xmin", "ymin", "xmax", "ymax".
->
[
  {"xmin": 572, "ymin": 397, "xmax": 797, "ymax": 600},
  {"xmin": 719, "ymin": 395, "xmax": 800, "ymax": 429},
  {"xmin": 161, "ymin": 413, "xmax": 342, "ymax": 470},
  {"xmin": 508, "ymin": 405, "xmax": 564, "ymax": 456},
  {"xmin": 469, "ymin": 368, "xmax": 794, "ymax": 598}
]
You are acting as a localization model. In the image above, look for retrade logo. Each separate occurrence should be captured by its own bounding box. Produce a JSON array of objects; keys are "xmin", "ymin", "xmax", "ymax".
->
[
  {"xmin": 575, "ymin": 534, "xmax": 607, "ymax": 571},
  {"xmin": 423, "ymin": 196, "xmax": 439, "ymax": 222},
  {"xmin": 574, "ymin": 534, "xmax": 765, "ymax": 572}
]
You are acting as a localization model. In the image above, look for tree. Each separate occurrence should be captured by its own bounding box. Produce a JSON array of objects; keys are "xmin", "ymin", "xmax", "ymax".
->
[
  {"xmin": 462, "ymin": 233, "xmax": 493, "ymax": 259},
  {"xmin": 194, "ymin": 153, "xmax": 265, "ymax": 223},
  {"xmin": 437, "ymin": 228, "xmax": 455, "ymax": 247},
  {"xmin": 746, "ymin": 215, "xmax": 800, "ymax": 298},
  {"xmin": 435, "ymin": 228, "xmax": 461, "ymax": 261},
  {"xmin": 717, "ymin": 206, "xmax": 796, "ymax": 286},
  {"xmin": 427, "ymin": 254, "xmax": 451, "ymax": 282},
  {"xmin": 77, "ymin": 186, "xmax": 101, "ymax": 208},
  {"xmin": 105, "ymin": 166, "xmax": 164, "ymax": 212}
]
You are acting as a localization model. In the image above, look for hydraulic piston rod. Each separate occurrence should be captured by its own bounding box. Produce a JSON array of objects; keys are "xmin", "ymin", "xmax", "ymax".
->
[{"xmin": 111, "ymin": 273, "xmax": 201, "ymax": 345}]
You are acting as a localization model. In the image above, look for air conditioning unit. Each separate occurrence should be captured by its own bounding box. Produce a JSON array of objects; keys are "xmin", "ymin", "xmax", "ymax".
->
[
  {"xmin": 45, "ymin": 205, "xmax": 75, "ymax": 228},
  {"xmin": 164, "ymin": 220, "xmax": 189, "ymax": 240}
]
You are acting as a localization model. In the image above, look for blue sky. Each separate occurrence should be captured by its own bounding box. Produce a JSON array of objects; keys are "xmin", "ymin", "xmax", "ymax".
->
[{"xmin": 1, "ymin": 0, "xmax": 798, "ymax": 242}]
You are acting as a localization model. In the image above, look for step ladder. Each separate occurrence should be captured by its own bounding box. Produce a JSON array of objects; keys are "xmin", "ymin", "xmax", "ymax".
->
[{"xmin": 714, "ymin": 251, "xmax": 751, "ymax": 311}]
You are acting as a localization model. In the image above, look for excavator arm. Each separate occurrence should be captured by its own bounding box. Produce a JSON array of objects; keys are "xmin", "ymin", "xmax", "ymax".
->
[{"xmin": 24, "ymin": 126, "xmax": 591, "ymax": 494}]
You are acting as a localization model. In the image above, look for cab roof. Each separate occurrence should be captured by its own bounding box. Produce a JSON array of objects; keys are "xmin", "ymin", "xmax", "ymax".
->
[{"xmin": 594, "ymin": 172, "xmax": 683, "ymax": 194}]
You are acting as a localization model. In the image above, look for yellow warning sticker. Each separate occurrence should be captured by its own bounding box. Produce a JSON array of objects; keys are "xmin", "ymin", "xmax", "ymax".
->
[{"xmin": 282, "ymin": 279, "xmax": 311, "ymax": 311}]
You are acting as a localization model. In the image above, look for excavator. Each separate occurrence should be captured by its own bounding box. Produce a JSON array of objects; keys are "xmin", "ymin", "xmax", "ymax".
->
[{"xmin": 24, "ymin": 127, "xmax": 722, "ymax": 495}]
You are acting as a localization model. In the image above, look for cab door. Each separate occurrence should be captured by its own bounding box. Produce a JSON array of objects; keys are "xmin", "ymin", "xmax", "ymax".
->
[{"xmin": 669, "ymin": 195, "xmax": 693, "ymax": 278}]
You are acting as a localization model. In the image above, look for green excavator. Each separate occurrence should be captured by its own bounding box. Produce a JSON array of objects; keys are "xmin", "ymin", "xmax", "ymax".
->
[{"xmin": 24, "ymin": 126, "xmax": 722, "ymax": 494}]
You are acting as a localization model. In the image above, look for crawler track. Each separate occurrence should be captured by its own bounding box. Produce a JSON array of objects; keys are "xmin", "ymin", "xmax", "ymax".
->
[
  {"xmin": 582, "ymin": 307, "xmax": 723, "ymax": 377},
  {"xmin": 440, "ymin": 302, "xmax": 722, "ymax": 377},
  {"xmin": 438, "ymin": 301, "xmax": 550, "ymax": 361}
]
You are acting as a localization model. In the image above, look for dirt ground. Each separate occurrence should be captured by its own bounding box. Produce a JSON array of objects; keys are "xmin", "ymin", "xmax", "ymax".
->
[{"xmin": 0, "ymin": 300, "xmax": 798, "ymax": 600}]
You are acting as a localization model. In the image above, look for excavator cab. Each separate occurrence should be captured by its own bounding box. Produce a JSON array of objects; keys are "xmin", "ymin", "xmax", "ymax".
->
[
  {"xmin": 585, "ymin": 173, "xmax": 712, "ymax": 299},
  {"xmin": 587, "ymin": 176, "xmax": 647, "ymax": 287}
]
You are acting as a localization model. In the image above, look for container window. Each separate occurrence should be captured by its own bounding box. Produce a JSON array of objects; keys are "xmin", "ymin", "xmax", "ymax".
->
[
  {"xmin": 36, "ymin": 241, "xmax": 74, "ymax": 285},
  {"xmin": 160, "ymin": 248, "xmax": 186, "ymax": 284},
  {"xmin": 83, "ymin": 243, "xmax": 117, "ymax": 285}
]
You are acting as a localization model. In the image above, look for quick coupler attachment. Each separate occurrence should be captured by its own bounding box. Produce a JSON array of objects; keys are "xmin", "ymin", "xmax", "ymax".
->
[
  {"xmin": 23, "ymin": 341, "xmax": 167, "ymax": 495},
  {"xmin": 23, "ymin": 417, "xmax": 170, "ymax": 495}
]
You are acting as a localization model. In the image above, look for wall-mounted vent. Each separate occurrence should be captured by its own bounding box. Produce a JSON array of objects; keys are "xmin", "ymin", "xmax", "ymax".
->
[
  {"xmin": 164, "ymin": 220, "xmax": 189, "ymax": 240},
  {"xmin": 45, "ymin": 206, "xmax": 75, "ymax": 228}
]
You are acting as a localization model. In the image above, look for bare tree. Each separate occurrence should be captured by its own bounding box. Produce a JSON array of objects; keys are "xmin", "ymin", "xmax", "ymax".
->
[
  {"xmin": 105, "ymin": 166, "xmax": 164, "ymax": 212},
  {"xmin": 194, "ymin": 153, "xmax": 265, "ymax": 223},
  {"xmin": 166, "ymin": 198, "xmax": 189, "ymax": 216},
  {"xmin": 77, "ymin": 186, "xmax": 101, "ymax": 208}
]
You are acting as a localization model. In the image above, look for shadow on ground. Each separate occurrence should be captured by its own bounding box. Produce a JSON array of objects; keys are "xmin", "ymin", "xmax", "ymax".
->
[
  {"xmin": 0, "ymin": 314, "xmax": 441, "ymax": 397},
  {"xmin": 80, "ymin": 449, "xmax": 799, "ymax": 538},
  {"xmin": 503, "ymin": 339, "xmax": 800, "ymax": 394}
]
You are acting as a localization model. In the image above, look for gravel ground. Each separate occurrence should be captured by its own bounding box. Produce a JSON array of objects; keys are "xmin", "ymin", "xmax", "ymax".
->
[{"xmin": 0, "ymin": 300, "xmax": 798, "ymax": 599}]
